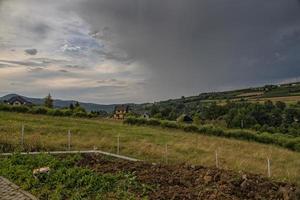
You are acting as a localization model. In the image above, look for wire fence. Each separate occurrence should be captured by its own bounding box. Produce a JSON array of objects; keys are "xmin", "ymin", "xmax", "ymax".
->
[{"xmin": 0, "ymin": 123, "xmax": 299, "ymax": 184}]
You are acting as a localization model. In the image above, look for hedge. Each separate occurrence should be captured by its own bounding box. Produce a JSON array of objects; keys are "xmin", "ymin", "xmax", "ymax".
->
[
  {"xmin": 0, "ymin": 104, "xmax": 97, "ymax": 118},
  {"xmin": 124, "ymin": 117, "xmax": 300, "ymax": 152}
]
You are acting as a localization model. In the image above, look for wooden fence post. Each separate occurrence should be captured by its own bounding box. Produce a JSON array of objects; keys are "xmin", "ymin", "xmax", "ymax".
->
[
  {"xmin": 165, "ymin": 144, "xmax": 168, "ymax": 164},
  {"xmin": 68, "ymin": 130, "xmax": 71, "ymax": 151},
  {"xmin": 20, "ymin": 124, "xmax": 24, "ymax": 149},
  {"xmin": 215, "ymin": 150, "xmax": 219, "ymax": 168},
  {"xmin": 117, "ymin": 135, "xmax": 120, "ymax": 155},
  {"xmin": 267, "ymin": 157, "xmax": 271, "ymax": 177}
]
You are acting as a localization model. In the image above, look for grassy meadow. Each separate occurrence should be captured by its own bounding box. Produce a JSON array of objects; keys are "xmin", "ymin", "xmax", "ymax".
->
[{"xmin": 0, "ymin": 111, "xmax": 299, "ymax": 185}]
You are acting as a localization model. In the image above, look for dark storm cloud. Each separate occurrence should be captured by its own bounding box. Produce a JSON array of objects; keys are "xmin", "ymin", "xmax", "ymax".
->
[
  {"xmin": 24, "ymin": 49, "xmax": 38, "ymax": 55},
  {"xmin": 72, "ymin": 0, "xmax": 300, "ymax": 99}
]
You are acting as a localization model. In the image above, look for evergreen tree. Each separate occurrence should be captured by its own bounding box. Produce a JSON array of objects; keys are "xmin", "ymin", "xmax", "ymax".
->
[
  {"xmin": 44, "ymin": 93, "xmax": 53, "ymax": 108},
  {"xmin": 75, "ymin": 102, "xmax": 80, "ymax": 107},
  {"xmin": 69, "ymin": 103, "xmax": 74, "ymax": 110}
]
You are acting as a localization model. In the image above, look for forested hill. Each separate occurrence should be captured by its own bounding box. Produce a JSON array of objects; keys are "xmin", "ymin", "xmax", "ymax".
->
[{"xmin": 131, "ymin": 82, "xmax": 300, "ymax": 136}]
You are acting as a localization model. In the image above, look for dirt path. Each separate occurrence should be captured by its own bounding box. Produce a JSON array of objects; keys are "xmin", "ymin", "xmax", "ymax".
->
[{"xmin": 78, "ymin": 154, "xmax": 300, "ymax": 200}]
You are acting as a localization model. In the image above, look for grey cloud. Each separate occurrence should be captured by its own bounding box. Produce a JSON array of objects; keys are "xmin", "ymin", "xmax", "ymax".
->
[
  {"xmin": 0, "ymin": 60, "xmax": 43, "ymax": 67},
  {"xmin": 64, "ymin": 64, "xmax": 86, "ymax": 70},
  {"xmin": 27, "ymin": 67, "xmax": 44, "ymax": 73},
  {"xmin": 74, "ymin": 0, "xmax": 300, "ymax": 99},
  {"xmin": 0, "ymin": 63, "xmax": 7, "ymax": 68},
  {"xmin": 1, "ymin": 0, "xmax": 300, "ymax": 103},
  {"xmin": 58, "ymin": 69, "xmax": 69, "ymax": 73},
  {"xmin": 93, "ymin": 49, "xmax": 132, "ymax": 64},
  {"xmin": 24, "ymin": 49, "xmax": 38, "ymax": 55}
]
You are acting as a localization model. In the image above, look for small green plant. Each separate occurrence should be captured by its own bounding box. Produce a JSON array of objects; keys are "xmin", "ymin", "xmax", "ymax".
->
[{"xmin": 0, "ymin": 154, "xmax": 149, "ymax": 199}]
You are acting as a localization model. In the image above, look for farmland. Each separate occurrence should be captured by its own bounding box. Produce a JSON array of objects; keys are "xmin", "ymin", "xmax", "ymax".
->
[
  {"xmin": 0, "ymin": 111, "xmax": 300, "ymax": 186},
  {"xmin": 1, "ymin": 153, "xmax": 299, "ymax": 199}
]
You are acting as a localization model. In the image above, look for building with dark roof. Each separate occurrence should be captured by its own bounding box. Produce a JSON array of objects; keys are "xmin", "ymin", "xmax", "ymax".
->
[
  {"xmin": 113, "ymin": 105, "xmax": 129, "ymax": 120},
  {"xmin": 4, "ymin": 96, "xmax": 32, "ymax": 106}
]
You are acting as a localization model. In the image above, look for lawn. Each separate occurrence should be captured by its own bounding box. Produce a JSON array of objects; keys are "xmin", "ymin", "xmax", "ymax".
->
[{"xmin": 0, "ymin": 111, "xmax": 299, "ymax": 185}]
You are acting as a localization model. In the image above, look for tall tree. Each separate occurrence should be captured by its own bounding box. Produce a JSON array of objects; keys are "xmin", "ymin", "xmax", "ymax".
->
[
  {"xmin": 44, "ymin": 93, "xmax": 53, "ymax": 108},
  {"xmin": 69, "ymin": 103, "xmax": 74, "ymax": 110},
  {"xmin": 75, "ymin": 102, "xmax": 80, "ymax": 108}
]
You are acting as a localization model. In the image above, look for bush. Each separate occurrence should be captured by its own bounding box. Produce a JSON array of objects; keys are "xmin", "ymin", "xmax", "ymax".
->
[
  {"xmin": 183, "ymin": 125, "xmax": 199, "ymax": 132},
  {"xmin": 47, "ymin": 109, "xmax": 63, "ymax": 116},
  {"xmin": 146, "ymin": 119, "xmax": 161, "ymax": 126},
  {"xmin": 161, "ymin": 121, "xmax": 179, "ymax": 129},
  {"xmin": 9, "ymin": 105, "xmax": 30, "ymax": 113},
  {"xmin": 0, "ymin": 104, "xmax": 11, "ymax": 111},
  {"xmin": 61, "ymin": 109, "xmax": 73, "ymax": 116},
  {"xmin": 73, "ymin": 111, "xmax": 88, "ymax": 118},
  {"xmin": 31, "ymin": 107, "xmax": 48, "ymax": 114}
]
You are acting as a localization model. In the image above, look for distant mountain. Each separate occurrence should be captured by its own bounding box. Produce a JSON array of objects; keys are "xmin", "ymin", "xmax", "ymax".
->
[{"xmin": 0, "ymin": 94, "xmax": 116, "ymax": 113}]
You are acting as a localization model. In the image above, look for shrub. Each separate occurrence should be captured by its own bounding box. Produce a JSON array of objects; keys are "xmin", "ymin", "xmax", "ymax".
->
[
  {"xmin": 146, "ymin": 119, "xmax": 161, "ymax": 126},
  {"xmin": 61, "ymin": 109, "xmax": 73, "ymax": 116},
  {"xmin": 10, "ymin": 105, "xmax": 30, "ymax": 113},
  {"xmin": 183, "ymin": 125, "xmax": 199, "ymax": 132},
  {"xmin": 0, "ymin": 104, "xmax": 11, "ymax": 111},
  {"xmin": 161, "ymin": 120, "xmax": 179, "ymax": 129},
  {"xmin": 47, "ymin": 109, "xmax": 63, "ymax": 116},
  {"xmin": 73, "ymin": 111, "xmax": 88, "ymax": 118},
  {"xmin": 31, "ymin": 107, "xmax": 48, "ymax": 114}
]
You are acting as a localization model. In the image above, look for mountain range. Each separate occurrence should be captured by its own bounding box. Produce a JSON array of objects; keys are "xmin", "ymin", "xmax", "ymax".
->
[{"xmin": 0, "ymin": 94, "xmax": 116, "ymax": 112}]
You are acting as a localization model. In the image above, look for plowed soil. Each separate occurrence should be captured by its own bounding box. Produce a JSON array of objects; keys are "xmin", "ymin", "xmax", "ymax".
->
[{"xmin": 77, "ymin": 154, "xmax": 299, "ymax": 200}]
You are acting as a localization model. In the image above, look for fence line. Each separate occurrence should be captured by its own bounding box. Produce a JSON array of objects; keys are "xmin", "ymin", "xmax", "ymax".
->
[
  {"xmin": 0, "ymin": 123, "xmax": 290, "ymax": 180},
  {"xmin": 0, "ymin": 150, "xmax": 140, "ymax": 162}
]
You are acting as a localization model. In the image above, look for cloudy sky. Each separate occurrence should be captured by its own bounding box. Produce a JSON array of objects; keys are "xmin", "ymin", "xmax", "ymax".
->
[{"xmin": 0, "ymin": 0, "xmax": 300, "ymax": 104}]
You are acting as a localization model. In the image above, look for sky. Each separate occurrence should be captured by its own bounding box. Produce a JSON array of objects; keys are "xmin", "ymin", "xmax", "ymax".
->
[{"xmin": 0, "ymin": 0, "xmax": 300, "ymax": 104}]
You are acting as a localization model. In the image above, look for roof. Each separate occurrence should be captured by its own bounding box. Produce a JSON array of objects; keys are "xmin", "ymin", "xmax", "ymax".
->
[
  {"xmin": 182, "ymin": 114, "xmax": 193, "ymax": 122},
  {"xmin": 114, "ymin": 105, "xmax": 129, "ymax": 112},
  {"xmin": 7, "ymin": 96, "xmax": 32, "ymax": 105}
]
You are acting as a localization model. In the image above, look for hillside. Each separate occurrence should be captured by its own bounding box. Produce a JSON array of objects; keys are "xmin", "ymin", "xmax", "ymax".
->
[
  {"xmin": 2, "ymin": 82, "xmax": 300, "ymax": 114},
  {"xmin": 0, "ymin": 111, "xmax": 299, "ymax": 185},
  {"xmin": 134, "ymin": 82, "xmax": 300, "ymax": 112},
  {"xmin": 0, "ymin": 94, "xmax": 116, "ymax": 112}
]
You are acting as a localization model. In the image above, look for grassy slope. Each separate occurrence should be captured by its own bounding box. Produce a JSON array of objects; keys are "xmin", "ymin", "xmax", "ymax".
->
[{"xmin": 0, "ymin": 111, "xmax": 299, "ymax": 185}]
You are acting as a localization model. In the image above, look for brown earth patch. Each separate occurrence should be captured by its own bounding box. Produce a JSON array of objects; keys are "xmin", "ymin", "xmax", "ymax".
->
[{"xmin": 77, "ymin": 154, "xmax": 300, "ymax": 200}]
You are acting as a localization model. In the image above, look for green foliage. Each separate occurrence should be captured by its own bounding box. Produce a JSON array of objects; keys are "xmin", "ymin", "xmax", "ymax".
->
[
  {"xmin": 0, "ymin": 154, "xmax": 148, "ymax": 199},
  {"xmin": 124, "ymin": 117, "xmax": 300, "ymax": 152},
  {"xmin": 160, "ymin": 120, "xmax": 179, "ymax": 129},
  {"xmin": 44, "ymin": 93, "xmax": 54, "ymax": 108},
  {"xmin": 0, "ymin": 103, "xmax": 99, "ymax": 119},
  {"xmin": 30, "ymin": 106, "xmax": 49, "ymax": 114}
]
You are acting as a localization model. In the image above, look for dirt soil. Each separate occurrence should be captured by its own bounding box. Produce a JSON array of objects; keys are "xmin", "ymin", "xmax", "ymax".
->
[{"xmin": 77, "ymin": 154, "xmax": 300, "ymax": 200}]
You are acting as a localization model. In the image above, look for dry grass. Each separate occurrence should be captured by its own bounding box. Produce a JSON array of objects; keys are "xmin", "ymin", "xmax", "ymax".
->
[
  {"xmin": 249, "ymin": 95, "xmax": 300, "ymax": 104},
  {"xmin": 0, "ymin": 111, "xmax": 299, "ymax": 185},
  {"xmin": 236, "ymin": 92, "xmax": 264, "ymax": 97}
]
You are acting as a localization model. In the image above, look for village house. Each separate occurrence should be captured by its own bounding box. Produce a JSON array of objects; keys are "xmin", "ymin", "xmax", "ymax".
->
[
  {"xmin": 142, "ymin": 112, "xmax": 150, "ymax": 119},
  {"xmin": 113, "ymin": 105, "xmax": 129, "ymax": 120},
  {"xmin": 177, "ymin": 114, "xmax": 193, "ymax": 124},
  {"xmin": 4, "ymin": 96, "xmax": 32, "ymax": 106}
]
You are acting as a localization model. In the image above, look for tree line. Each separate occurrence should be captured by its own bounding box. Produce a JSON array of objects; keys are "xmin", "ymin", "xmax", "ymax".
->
[{"xmin": 145, "ymin": 100, "xmax": 300, "ymax": 136}]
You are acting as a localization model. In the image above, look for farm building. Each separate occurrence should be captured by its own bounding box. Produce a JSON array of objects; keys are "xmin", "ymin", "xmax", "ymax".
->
[
  {"xmin": 4, "ymin": 96, "xmax": 32, "ymax": 106},
  {"xmin": 113, "ymin": 105, "xmax": 129, "ymax": 120},
  {"xmin": 142, "ymin": 113, "xmax": 150, "ymax": 119},
  {"xmin": 177, "ymin": 114, "xmax": 193, "ymax": 123}
]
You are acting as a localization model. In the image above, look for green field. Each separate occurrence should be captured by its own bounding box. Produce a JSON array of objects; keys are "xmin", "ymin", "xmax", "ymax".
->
[{"xmin": 0, "ymin": 111, "xmax": 300, "ymax": 185}]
